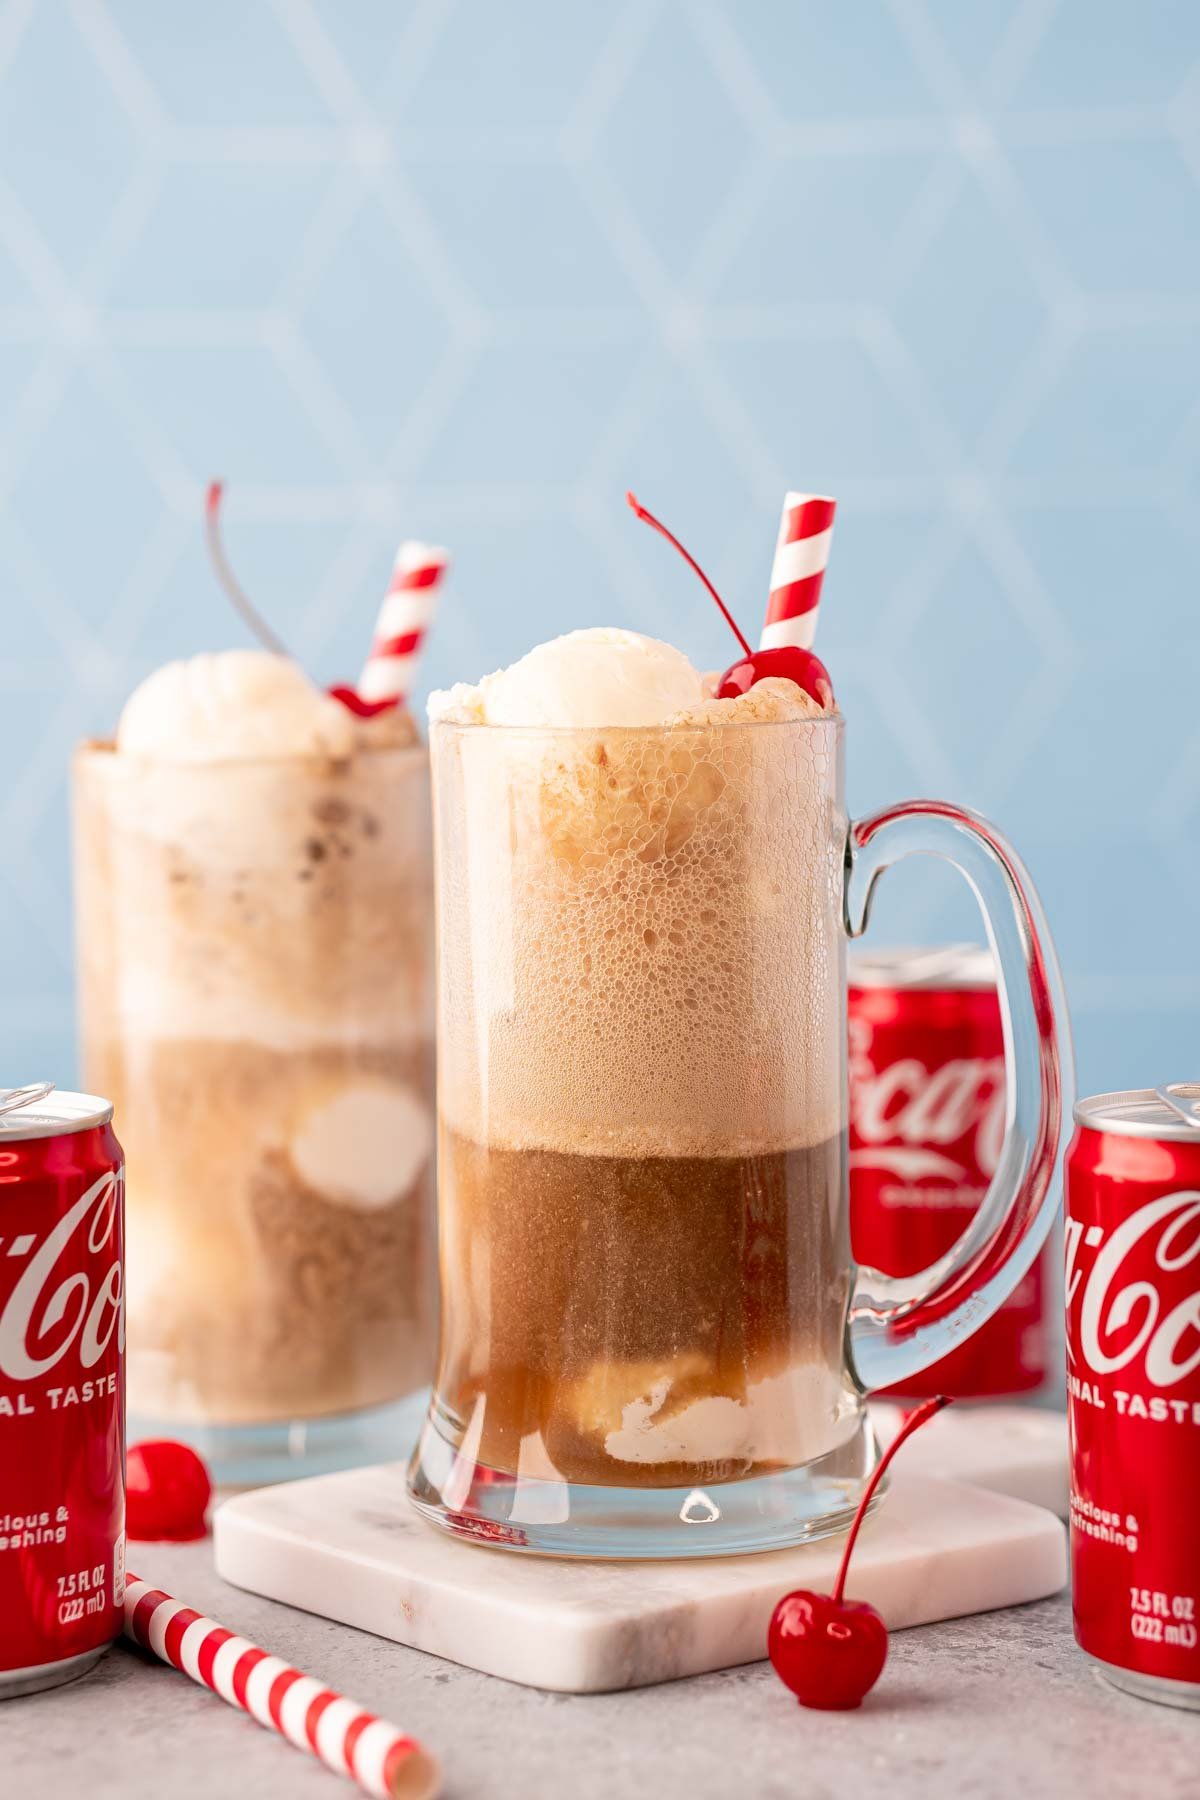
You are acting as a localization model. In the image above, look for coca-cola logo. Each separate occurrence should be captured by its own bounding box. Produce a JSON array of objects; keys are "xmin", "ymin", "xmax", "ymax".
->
[
  {"xmin": 0, "ymin": 1170, "xmax": 125, "ymax": 1383},
  {"xmin": 1066, "ymin": 1191, "xmax": 1200, "ymax": 1388},
  {"xmin": 848, "ymin": 1017, "xmax": 1004, "ymax": 1182}
]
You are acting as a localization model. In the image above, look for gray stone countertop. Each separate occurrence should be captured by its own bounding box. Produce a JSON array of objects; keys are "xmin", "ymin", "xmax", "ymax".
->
[{"xmin": 3, "ymin": 1536, "xmax": 1196, "ymax": 1800}]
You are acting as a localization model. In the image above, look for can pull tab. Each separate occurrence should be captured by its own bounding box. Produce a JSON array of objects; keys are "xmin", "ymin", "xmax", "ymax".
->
[
  {"xmin": 1154, "ymin": 1083, "xmax": 1200, "ymax": 1131},
  {"xmin": 0, "ymin": 1081, "xmax": 55, "ymax": 1120}
]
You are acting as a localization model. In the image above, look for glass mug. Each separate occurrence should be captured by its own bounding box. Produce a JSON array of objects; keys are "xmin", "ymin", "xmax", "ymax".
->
[{"xmin": 408, "ymin": 712, "xmax": 1070, "ymax": 1556}]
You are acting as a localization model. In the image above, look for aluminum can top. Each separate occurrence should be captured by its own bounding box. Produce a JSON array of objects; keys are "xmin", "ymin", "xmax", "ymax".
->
[
  {"xmin": 848, "ymin": 943, "xmax": 995, "ymax": 991},
  {"xmin": 0, "ymin": 1085, "xmax": 113, "ymax": 1141},
  {"xmin": 1073, "ymin": 1083, "xmax": 1200, "ymax": 1144}
]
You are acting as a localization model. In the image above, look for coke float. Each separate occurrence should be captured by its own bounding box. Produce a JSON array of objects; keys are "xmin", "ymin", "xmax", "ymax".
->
[
  {"xmin": 848, "ymin": 945, "xmax": 1049, "ymax": 1398},
  {"xmin": 1066, "ymin": 1084, "xmax": 1200, "ymax": 1709},
  {"xmin": 409, "ymin": 489, "xmax": 1069, "ymax": 1555},
  {"xmin": 73, "ymin": 486, "xmax": 445, "ymax": 1481},
  {"xmin": 0, "ymin": 1085, "xmax": 125, "ymax": 1699}
]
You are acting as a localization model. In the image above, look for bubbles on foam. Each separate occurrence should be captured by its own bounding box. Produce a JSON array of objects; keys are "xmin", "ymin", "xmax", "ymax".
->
[
  {"xmin": 666, "ymin": 674, "xmax": 830, "ymax": 729},
  {"xmin": 79, "ymin": 737, "xmax": 432, "ymax": 1052},
  {"xmin": 437, "ymin": 710, "xmax": 846, "ymax": 1157}
]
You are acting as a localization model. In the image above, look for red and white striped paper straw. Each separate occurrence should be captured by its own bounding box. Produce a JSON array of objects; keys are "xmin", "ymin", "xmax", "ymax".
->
[
  {"xmin": 357, "ymin": 541, "xmax": 448, "ymax": 706},
  {"xmin": 759, "ymin": 492, "xmax": 837, "ymax": 651},
  {"xmin": 123, "ymin": 1576, "xmax": 441, "ymax": 1800}
]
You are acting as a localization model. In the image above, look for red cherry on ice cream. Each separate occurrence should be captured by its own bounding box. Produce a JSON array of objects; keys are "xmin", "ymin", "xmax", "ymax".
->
[
  {"xmin": 767, "ymin": 1395, "xmax": 951, "ymax": 1711},
  {"xmin": 625, "ymin": 493, "xmax": 835, "ymax": 708},
  {"xmin": 327, "ymin": 683, "xmax": 399, "ymax": 719},
  {"xmin": 768, "ymin": 1591, "xmax": 888, "ymax": 1710},
  {"xmin": 717, "ymin": 645, "xmax": 834, "ymax": 709},
  {"xmin": 126, "ymin": 1440, "xmax": 212, "ymax": 1542}
]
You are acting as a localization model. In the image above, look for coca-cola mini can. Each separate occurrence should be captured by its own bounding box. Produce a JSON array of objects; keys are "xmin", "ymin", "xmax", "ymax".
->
[
  {"xmin": 1067, "ymin": 1085, "xmax": 1200, "ymax": 1710},
  {"xmin": 0, "ymin": 1087, "xmax": 124, "ymax": 1699},
  {"xmin": 848, "ymin": 945, "xmax": 1047, "ymax": 1398}
]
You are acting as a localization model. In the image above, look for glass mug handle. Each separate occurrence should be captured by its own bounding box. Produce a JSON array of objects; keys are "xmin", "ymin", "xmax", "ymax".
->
[{"xmin": 844, "ymin": 800, "xmax": 1074, "ymax": 1390}]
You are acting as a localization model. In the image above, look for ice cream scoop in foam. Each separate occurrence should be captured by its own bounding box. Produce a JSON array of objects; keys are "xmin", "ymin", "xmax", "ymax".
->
[
  {"xmin": 429, "ymin": 627, "xmax": 706, "ymax": 729},
  {"xmin": 117, "ymin": 651, "xmax": 356, "ymax": 762},
  {"xmin": 289, "ymin": 1081, "xmax": 433, "ymax": 1210}
]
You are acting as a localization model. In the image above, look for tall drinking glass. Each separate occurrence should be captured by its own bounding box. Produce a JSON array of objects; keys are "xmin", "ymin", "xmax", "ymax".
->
[
  {"xmin": 74, "ymin": 737, "xmax": 435, "ymax": 1482},
  {"xmin": 408, "ymin": 711, "xmax": 1070, "ymax": 1556}
]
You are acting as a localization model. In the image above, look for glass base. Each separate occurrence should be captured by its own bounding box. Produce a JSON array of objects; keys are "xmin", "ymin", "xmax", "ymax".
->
[
  {"xmin": 406, "ymin": 1409, "xmax": 880, "ymax": 1558},
  {"xmin": 1094, "ymin": 1659, "xmax": 1200, "ymax": 1711},
  {"xmin": 131, "ymin": 1389, "xmax": 430, "ymax": 1488}
]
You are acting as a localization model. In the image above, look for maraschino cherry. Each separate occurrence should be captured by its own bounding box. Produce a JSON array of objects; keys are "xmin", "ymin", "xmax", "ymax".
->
[
  {"xmin": 625, "ymin": 492, "xmax": 834, "ymax": 709},
  {"xmin": 768, "ymin": 1395, "xmax": 951, "ymax": 1710},
  {"xmin": 126, "ymin": 1440, "xmax": 213, "ymax": 1543},
  {"xmin": 716, "ymin": 643, "xmax": 833, "ymax": 710}
]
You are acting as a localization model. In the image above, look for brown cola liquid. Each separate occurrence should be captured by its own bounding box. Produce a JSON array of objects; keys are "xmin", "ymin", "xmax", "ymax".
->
[{"xmin": 436, "ymin": 1125, "xmax": 851, "ymax": 1488}]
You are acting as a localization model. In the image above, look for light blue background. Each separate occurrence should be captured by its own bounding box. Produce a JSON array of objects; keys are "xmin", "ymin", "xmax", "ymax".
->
[{"xmin": 2, "ymin": 0, "xmax": 1198, "ymax": 1096}]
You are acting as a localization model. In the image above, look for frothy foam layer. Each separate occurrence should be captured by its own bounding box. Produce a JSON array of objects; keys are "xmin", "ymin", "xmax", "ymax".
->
[
  {"xmin": 83, "ymin": 647, "xmax": 426, "ymax": 1051},
  {"xmin": 435, "ymin": 707, "xmax": 844, "ymax": 1157},
  {"xmin": 75, "ymin": 740, "xmax": 432, "ymax": 1052}
]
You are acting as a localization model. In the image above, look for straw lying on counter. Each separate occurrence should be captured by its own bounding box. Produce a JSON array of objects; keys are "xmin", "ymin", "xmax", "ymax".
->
[{"xmin": 123, "ymin": 1576, "xmax": 441, "ymax": 1800}]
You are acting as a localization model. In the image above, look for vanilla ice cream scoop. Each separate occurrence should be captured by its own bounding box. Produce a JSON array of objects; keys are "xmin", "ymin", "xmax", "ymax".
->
[
  {"xmin": 429, "ymin": 627, "xmax": 706, "ymax": 729},
  {"xmin": 117, "ymin": 651, "xmax": 356, "ymax": 762}
]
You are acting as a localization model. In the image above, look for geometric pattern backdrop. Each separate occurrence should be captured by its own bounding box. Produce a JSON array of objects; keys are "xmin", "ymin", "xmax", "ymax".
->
[{"xmin": 2, "ymin": 0, "xmax": 1198, "ymax": 1096}]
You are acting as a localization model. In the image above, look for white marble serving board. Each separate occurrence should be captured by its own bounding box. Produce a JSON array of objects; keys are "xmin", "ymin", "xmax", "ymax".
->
[
  {"xmin": 869, "ymin": 1402, "xmax": 1068, "ymax": 1518},
  {"xmin": 214, "ymin": 1467, "xmax": 1066, "ymax": 1694}
]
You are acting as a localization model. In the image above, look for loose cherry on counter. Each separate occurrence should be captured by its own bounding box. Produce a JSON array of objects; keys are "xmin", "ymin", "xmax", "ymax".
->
[
  {"xmin": 768, "ymin": 1395, "xmax": 952, "ymax": 1711},
  {"xmin": 126, "ymin": 1440, "xmax": 213, "ymax": 1543},
  {"xmin": 625, "ymin": 491, "xmax": 836, "ymax": 709}
]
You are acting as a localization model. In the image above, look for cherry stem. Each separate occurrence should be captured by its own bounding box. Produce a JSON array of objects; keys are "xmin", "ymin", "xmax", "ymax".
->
[
  {"xmin": 625, "ymin": 491, "xmax": 752, "ymax": 658},
  {"xmin": 831, "ymin": 1395, "xmax": 952, "ymax": 1605},
  {"xmin": 205, "ymin": 480, "xmax": 292, "ymax": 660}
]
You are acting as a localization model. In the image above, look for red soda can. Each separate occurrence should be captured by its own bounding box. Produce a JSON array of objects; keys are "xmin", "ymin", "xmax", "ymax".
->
[
  {"xmin": 0, "ymin": 1086, "xmax": 125, "ymax": 1699},
  {"xmin": 1066, "ymin": 1084, "xmax": 1200, "ymax": 1709},
  {"xmin": 848, "ymin": 945, "xmax": 1047, "ymax": 1398}
]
